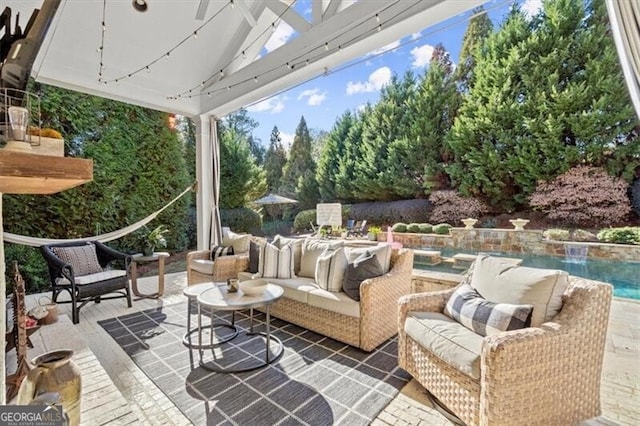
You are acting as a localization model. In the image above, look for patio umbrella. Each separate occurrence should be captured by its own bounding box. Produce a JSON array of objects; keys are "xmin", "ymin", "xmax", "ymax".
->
[{"xmin": 252, "ymin": 194, "xmax": 298, "ymax": 235}]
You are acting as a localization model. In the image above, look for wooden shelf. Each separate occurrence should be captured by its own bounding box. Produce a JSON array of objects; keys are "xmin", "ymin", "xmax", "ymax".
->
[{"xmin": 0, "ymin": 150, "xmax": 93, "ymax": 194}]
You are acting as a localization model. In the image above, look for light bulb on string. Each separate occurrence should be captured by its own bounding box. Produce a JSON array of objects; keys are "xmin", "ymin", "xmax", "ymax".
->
[
  {"xmin": 193, "ymin": 31, "xmax": 198, "ymax": 39},
  {"xmin": 254, "ymin": 76, "xmax": 258, "ymax": 83},
  {"xmin": 166, "ymin": 52, "xmax": 171, "ymax": 59},
  {"xmin": 242, "ymin": 50, "xmax": 247, "ymax": 59},
  {"xmin": 219, "ymin": 69, "xmax": 224, "ymax": 78},
  {"xmin": 324, "ymin": 42, "xmax": 329, "ymax": 51},
  {"xmin": 146, "ymin": 66, "xmax": 150, "ymax": 73},
  {"xmin": 230, "ymin": 0, "xmax": 235, "ymax": 8},
  {"xmin": 375, "ymin": 14, "xmax": 380, "ymax": 23}
]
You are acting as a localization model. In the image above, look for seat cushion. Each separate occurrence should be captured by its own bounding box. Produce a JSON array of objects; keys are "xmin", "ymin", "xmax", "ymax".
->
[
  {"xmin": 51, "ymin": 243, "xmax": 103, "ymax": 276},
  {"xmin": 404, "ymin": 311, "xmax": 483, "ymax": 380},
  {"xmin": 56, "ymin": 269, "xmax": 127, "ymax": 286},
  {"xmin": 299, "ymin": 239, "xmax": 344, "ymax": 278},
  {"xmin": 190, "ymin": 259, "xmax": 216, "ymax": 275},
  {"xmin": 470, "ymin": 255, "xmax": 569, "ymax": 326},
  {"xmin": 308, "ymin": 289, "xmax": 360, "ymax": 317},
  {"xmin": 444, "ymin": 283, "xmax": 533, "ymax": 336},
  {"xmin": 265, "ymin": 277, "xmax": 318, "ymax": 303},
  {"xmin": 345, "ymin": 243, "xmax": 392, "ymax": 273}
]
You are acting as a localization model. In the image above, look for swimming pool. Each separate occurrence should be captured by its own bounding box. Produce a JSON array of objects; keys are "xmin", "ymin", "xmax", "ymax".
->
[{"xmin": 414, "ymin": 248, "xmax": 640, "ymax": 300}]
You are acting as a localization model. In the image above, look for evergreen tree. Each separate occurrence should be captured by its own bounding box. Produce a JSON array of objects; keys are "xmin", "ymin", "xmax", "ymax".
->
[
  {"xmin": 281, "ymin": 116, "xmax": 319, "ymax": 207},
  {"xmin": 223, "ymin": 108, "xmax": 264, "ymax": 163},
  {"xmin": 453, "ymin": 6, "xmax": 494, "ymax": 93},
  {"xmin": 317, "ymin": 111, "xmax": 355, "ymax": 201},
  {"xmin": 264, "ymin": 125, "xmax": 287, "ymax": 192},
  {"xmin": 335, "ymin": 106, "xmax": 370, "ymax": 201}
]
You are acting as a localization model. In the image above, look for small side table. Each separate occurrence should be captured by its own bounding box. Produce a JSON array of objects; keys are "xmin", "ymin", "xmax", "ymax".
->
[{"xmin": 130, "ymin": 252, "xmax": 170, "ymax": 299}]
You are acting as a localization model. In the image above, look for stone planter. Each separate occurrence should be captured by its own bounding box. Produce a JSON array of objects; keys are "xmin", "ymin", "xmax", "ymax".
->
[
  {"xmin": 461, "ymin": 218, "xmax": 478, "ymax": 229},
  {"xmin": 509, "ymin": 218, "xmax": 530, "ymax": 231}
]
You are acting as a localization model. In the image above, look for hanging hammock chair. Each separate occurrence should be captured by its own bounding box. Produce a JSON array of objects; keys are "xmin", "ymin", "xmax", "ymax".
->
[{"xmin": 3, "ymin": 183, "xmax": 196, "ymax": 247}]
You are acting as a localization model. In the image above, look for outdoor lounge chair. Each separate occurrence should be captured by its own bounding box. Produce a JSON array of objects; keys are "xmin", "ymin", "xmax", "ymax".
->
[
  {"xmin": 41, "ymin": 241, "xmax": 132, "ymax": 324},
  {"xmin": 348, "ymin": 220, "xmax": 367, "ymax": 237}
]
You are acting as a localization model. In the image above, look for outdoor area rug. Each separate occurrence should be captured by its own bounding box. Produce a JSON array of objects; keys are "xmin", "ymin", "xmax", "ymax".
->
[{"xmin": 98, "ymin": 302, "xmax": 410, "ymax": 425}]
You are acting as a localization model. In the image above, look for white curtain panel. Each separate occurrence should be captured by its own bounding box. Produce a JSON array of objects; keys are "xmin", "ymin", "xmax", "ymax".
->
[
  {"xmin": 209, "ymin": 117, "xmax": 223, "ymax": 246},
  {"xmin": 607, "ymin": 0, "xmax": 640, "ymax": 119}
]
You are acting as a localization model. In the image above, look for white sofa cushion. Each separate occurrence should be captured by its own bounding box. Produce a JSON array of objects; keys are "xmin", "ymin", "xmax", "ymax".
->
[
  {"xmin": 308, "ymin": 288, "xmax": 360, "ymax": 317},
  {"xmin": 190, "ymin": 259, "xmax": 216, "ymax": 275},
  {"xmin": 56, "ymin": 269, "xmax": 127, "ymax": 286},
  {"xmin": 315, "ymin": 247, "xmax": 347, "ymax": 292},
  {"xmin": 273, "ymin": 235, "xmax": 304, "ymax": 275},
  {"xmin": 259, "ymin": 242, "xmax": 295, "ymax": 279},
  {"xmin": 222, "ymin": 231, "xmax": 251, "ymax": 255},
  {"xmin": 345, "ymin": 243, "xmax": 392, "ymax": 273},
  {"xmin": 470, "ymin": 255, "xmax": 569, "ymax": 327},
  {"xmin": 405, "ymin": 311, "xmax": 483, "ymax": 380},
  {"xmin": 299, "ymin": 239, "xmax": 344, "ymax": 278},
  {"xmin": 238, "ymin": 274, "xmax": 318, "ymax": 303}
]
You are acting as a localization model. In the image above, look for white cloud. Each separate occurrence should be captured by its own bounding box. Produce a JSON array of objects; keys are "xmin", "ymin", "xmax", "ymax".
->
[
  {"xmin": 264, "ymin": 22, "xmax": 295, "ymax": 52},
  {"xmin": 367, "ymin": 40, "xmax": 401, "ymax": 57},
  {"xmin": 246, "ymin": 95, "xmax": 286, "ymax": 114},
  {"xmin": 410, "ymin": 44, "xmax": 435, "ymax": 68},
  {"xmin": 297, "ymin": 88, "xmax": 327, "ymax": 106},
  {"xmin": 411, "ymin": 31, "xmax": 422, "ymax": 40},
  {"xmin": 521, "ymin": 0, "xmax": 543, "ymax": 17},
  {"xmin": 280, "ymin": 131, "xmax": 295, "ymax": 149},
  {"xmin": 346, "ymin": 66, "xmax": 392, "ymax": 95}
]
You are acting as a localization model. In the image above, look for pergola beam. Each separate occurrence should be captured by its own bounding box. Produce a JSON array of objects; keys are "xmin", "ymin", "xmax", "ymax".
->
[
  {"xmin": 312, "ymin": 0, "xmax": 323, "ymax": 24},
  {"xmin": 265, "ymin": 1, "xmax": 311, "ymax": 33}
]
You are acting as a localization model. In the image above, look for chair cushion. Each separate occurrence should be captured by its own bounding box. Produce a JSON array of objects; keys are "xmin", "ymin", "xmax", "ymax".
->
[
  {"xmin": 56, "ymin": 269, "xmax": 126, "ymax": 286},
  {"xmin": 273, "ymin": 235, "xmax": 304, "ymax": 275},
  {"xmin": 470, "ymin": 255, "xmax": 569, "ymax": 326},
  {"xmin": 308, "ymin": 288, "xmax": 360, "ymax": 317},
  {"xmin": 299, "ymin": 239, "xmax": 344, "ymax": 278},
  {"xmin": 210, "ymin": 245, "xmax": 234, "ymax": 261},
  {"xmin": 444, "ymin": 283, "xmax": 533, "ymax": 336},
  {"xmin": 259, "ymin": 242, "xmax": 295, "ymax": 279},
  {"xmin": 404, "ymin": 311, "xmax": 483, "ymax": 380},
  {"xmin": 342, "ymin": 251, "xmax": 384, "ymax": 301},
  {"xmin": 315, "ymin": 247, "xmax": 347, "ymax": 292},
  {"xmin": 345, "ymin": 243, "xmax": 392, "ymax": 273},
  {"xmin": 190, "ymin": 259, "xmax": 216, "ymax": 275},
  {"xmin": 222, "ymin": 231, "xmax": 251, "ymax": 255},
  {"xmin": 51, "ymin": 243, "xmax": 103, "ymax": 277}
]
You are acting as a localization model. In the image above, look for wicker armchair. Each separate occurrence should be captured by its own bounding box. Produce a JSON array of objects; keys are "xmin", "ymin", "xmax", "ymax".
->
[
  {"xmin": 398, "ymin": 277, "xmax": 612, "ymax": 426},
  {"xmin": 186, "ymin": 251, "xmax": 249, "ymax": 285}
]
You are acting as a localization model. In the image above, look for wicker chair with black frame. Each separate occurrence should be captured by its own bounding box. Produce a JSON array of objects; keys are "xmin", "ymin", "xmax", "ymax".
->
[{"xmin": 40, "ymin": 241, "xmax": 133, "ymax": 324}]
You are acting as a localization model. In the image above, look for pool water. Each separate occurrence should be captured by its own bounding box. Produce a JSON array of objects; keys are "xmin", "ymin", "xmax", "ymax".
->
[{"xmin": 414, "ymin": 249, "xmax": 640, "ymax": 300}]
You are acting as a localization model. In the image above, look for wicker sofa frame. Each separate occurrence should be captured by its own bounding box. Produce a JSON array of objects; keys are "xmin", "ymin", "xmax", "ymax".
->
[
  {"xmin": 41, "ymin": 241, "xmax": 133, "ymax": 324},
  {"xmin": 186, "ymin": 251, "xmax": 245, "ymax": 284},
  {"xmin": 398, "ymin": 277, "xmax": 612, "ymax": 426}
]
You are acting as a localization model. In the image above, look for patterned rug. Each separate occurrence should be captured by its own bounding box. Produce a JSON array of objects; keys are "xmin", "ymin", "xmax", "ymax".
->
[{"xmin": 98, "ymin": 302, "xmax": 410, "ymax": 425}]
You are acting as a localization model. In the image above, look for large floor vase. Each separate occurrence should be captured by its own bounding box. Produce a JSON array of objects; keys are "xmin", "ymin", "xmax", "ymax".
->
[{"xmin": 17, "ymin": 350, "xmax": 81, "ymax": 425}]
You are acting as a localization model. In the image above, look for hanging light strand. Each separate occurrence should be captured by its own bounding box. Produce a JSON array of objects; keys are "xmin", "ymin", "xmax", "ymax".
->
[{"xmin": 97, "ymin": 0, "xmax": 107, "ymax": 83}]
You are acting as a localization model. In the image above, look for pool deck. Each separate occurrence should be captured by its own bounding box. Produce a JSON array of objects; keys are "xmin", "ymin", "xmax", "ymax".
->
[{"xmin": 13, "ymin": 271, "xmax": 640, "ymax": 425}]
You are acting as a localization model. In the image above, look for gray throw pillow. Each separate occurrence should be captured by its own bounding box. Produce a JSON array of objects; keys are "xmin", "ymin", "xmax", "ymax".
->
[
  {"xmin": 248, "ymin": 241, "xmax": 260, "ymax": 273},
  {"xmin": 342, "ymin": 251, "xmax": 383, "ymax": 301}
]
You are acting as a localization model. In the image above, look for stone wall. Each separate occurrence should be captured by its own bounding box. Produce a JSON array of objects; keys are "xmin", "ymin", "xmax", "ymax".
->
[{"xmin": 392, "ymin": 228, "xmax": 640, "ymax": 262}]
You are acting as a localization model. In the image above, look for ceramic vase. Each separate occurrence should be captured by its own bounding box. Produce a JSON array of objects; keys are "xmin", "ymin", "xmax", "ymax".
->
[{"xmin": 18, "ymin": 350, "xmax": 81, "ymax": 426}]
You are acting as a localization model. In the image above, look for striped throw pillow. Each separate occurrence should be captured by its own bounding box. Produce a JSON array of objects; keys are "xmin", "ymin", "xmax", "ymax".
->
[
  {"xmin": 315, "ymin": 247, "xmax": 347, "ymax": 292},
  {"xmin": 51, "ymin": 243, "xmax": 103, "ymax": 277},
  {"xmin": 444, "ymin": 283, "xmax": 533, "ymax": 337},
  {"xmin": 210, "ymin": 245, "xmax": 234, "ymax": 261},
  {"xmin": 259, "ymin": 242, "xmax": 295, "ymax": 279}
]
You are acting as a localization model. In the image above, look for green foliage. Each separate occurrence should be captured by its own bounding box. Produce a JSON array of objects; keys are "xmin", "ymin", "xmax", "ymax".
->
[
  {"xmin": 480, "ymin": 217, "xmax": 497, "ymax": 228},
  {"xmin": 543, "ymin": 229, "xmax": 571, "ymax": 241},
  {"xmin": 317, "ymin": 111, "xmax": 355, "ymax": 201},
  {"xmin": 418, "ymin": 223, "xmax": 433, "ymax": 234},
  {"xmin": 222, "ymin": 108, "xmax": 264, "ymax": 164},
  {"xmin": 407, "ymin": 223, "xmax": 420, "ymax": 233},
  {"xmin": 264, "ymin": 126, "xmax": 288, "ymax": 192},
  {"xmin": 597, "ymin": 227, "xmax": 640, "ymax": 245},
  {"xmin": 4, "ymin": 244, "xmax": 49, "ymax": 293},
  {"xmin": 220, "ymin": 208, "xmax": 262, "ymax": 233},
  {"xmin": 281, "ymin": 117, "xmax": 319, "ymax": 209},
  {"xmin": 334, "ymin": 107, "xmax": 369, "ymax": 201},
  {"xmin": 367, "ymin": 226, "xmax": 382, "ymax": 236},
  {"xmin": 454, "ymin": 6, "xmax": 494, "ymax": 92},
  {"xmin": 433, "ymin": 223, "xmax": 452, "ymax": 235},
  {"xmin": 572, "ymin": 229, "xmax": 597, "ymax": 242},
  {"xmin": 392, "ymin": 223, "xmax": 408, "ymax": 233},
  {"xmin": 293, "ymin": 209, "xmax": 317, "ymax": 231}
]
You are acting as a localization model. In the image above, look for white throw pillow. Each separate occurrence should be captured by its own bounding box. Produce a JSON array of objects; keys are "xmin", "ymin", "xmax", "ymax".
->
[
  {"xmin": 345, "ymin": 243, "xmax": 392, "ymax": 273},
  {"xmin": 222, "ymin": 231, "xmax": 251, "ymax": 255},
  {"xmin": 259, "ymin": 242, "xmax": 295, "ymax": 279},
  {"xmin": 273, "ymin": 235, "xmax": 304, "ymax": 275},
  {"xmin": 299, "ymin": 239, "xmax": 344, "ymax": 278},
  {"xmin": 470, "ymin": 255, "xmax": 569, "ymax": 327},
  {"xmin": 315, "ymin": 247, "xmax": 347, "ymax": 292}
]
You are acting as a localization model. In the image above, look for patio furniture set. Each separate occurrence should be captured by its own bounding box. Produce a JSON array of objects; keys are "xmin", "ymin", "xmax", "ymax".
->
[{"xmin": 37, "ymin": 232, "xmax": 612, "ymax": 425}]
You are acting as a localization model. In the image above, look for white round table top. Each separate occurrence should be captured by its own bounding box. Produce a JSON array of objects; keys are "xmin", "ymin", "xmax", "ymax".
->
[
  {"xmin": 133, "ymin": 251, "xmax": 170, "ymax": 262},
  {"xmin": 183, "ymin": 282, "xmax": 224, "ymax": 299},
  {"xmin": 198, "ymin": 283, "xmax": 284, "ymax": 311}
]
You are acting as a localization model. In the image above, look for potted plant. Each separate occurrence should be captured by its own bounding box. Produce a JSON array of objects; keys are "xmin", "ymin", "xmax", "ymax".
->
[
  {"xmin": 133, "ymin": 225, "xmax": 169, "ymax": 256},
  {"xmin": 367, "ymin": 226, "xmax": 382, "ymax": 241}
]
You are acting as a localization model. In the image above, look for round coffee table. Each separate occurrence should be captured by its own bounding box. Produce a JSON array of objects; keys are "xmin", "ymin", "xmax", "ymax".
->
[{"xmin": 196, "ymin": 283, "xmax": 284, "ymax": 373}]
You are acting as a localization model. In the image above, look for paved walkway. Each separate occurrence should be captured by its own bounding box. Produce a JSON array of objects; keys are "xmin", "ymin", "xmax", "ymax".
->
[{"xmin": 19, "ymin": 272, "xmax": 640, "ymax": 425}]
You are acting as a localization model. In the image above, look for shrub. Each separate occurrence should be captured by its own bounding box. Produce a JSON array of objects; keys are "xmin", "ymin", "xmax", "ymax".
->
[
  {"xmin": 349, "ymin": 199, "xmax": 432, "ymax": 225},
  {"xmin": 480, "ymin": 217, "xmax": 497, "ymax": 228},
  {"xmin": 392, "ymin": 222, "xmax": 408, "ymax": 233},
  {"xmin": 529, "ymin": 166, "xmax": 632, "ymax": 227},
  {"xmin": 418, "ymin": 223, "xmax": 433, "ymax": 234},
  {"xmin": 632, "ymin": 178, "xmax": 640, "ymax": 217},
  {"xmin": 407, "ymin": 223, "xmax": 420, "ymax": 233},
  {"xmin": 293, "ymin": 209, "xmax": 316, "ymax": 231},
  {"xmin": 571, "ymin": 229, "xmax": 597, "ymax": 242},
  {"xmin": 433, "ymin": 223, "xmax": 452, "ymax": 235},
  {"xmin": 221, "ymin": 208, "xmax": 262, "ymax": 233},
  {"xmin": 597, "ymin": 227, "xmax": 640, "ymax": 245},
  {"xmin": 4, "ymin": 243, "xmax": 50, "ymax": 294},
  {"xmin": 428, "ymin": 191, "xmax": 490, "ymax": 224},
  {"xmin": 543, "ymin": 228, "xmax": 570, "ymax": 241}
]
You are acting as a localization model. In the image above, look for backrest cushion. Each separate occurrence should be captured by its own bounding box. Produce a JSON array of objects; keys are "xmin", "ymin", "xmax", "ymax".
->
[
  {"xmin": 444, "ymin": 283, "xmax": 534, "ymax": 336},
  {"xmin": 222, "ymin": 231, "xmax": 251, "ymax": 255},
  {"xmin": 51, "ymin": 243, "xmax": 103, "ymax": 277},
  {"xmin": 342, "ymin": 250, "xmax": 384, "ymax": 301},
  {"xmin": 315, "ymin": 247, "xmax": 348, "ymax": 292},
  {"xmin": 259, "ymin": 242, "xmax": 295, "ymax": 279},
  {"xmin": 273, "ymin": 235, "xmax": 304, "ymax": 274},
  {"xmin": 210, "ymin": 245, "xmax": 234, "ymax": 261},
  {"xmin": 248, "ymin": 241, "xmax": 261, "ymax": 274},
  {"xmin": 299, "ymin": 239, "xmax": 344, "ymax": 278},
  {"xmin": 345, "ymin": 243, "xmax": 392, "ymax": 273},
  {"xmin": 470, "ymin": 255, "xmax": 569, "ymax": 327}
]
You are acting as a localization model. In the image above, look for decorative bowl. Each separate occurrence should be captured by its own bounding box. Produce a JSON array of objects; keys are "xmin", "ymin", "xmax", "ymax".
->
[{"xmin": 239, "ymin": 281, "xmax": 267, "ymax": 296}]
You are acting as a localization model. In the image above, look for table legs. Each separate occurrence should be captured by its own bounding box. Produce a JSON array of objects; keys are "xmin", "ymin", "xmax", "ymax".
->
[{"xmin": 131, "ymin": 256, "xmax": 166, "ymax": 299}]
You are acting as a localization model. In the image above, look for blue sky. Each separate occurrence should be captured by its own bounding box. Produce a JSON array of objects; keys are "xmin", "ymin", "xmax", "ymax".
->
[{"xmin": 244, "ymin": 0, "xmax": 541, "ymax": 148}]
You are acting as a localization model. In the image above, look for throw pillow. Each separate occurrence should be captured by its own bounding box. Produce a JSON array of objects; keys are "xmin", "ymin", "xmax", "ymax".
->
[
  {"xmin": 51, "ymin": 243, "xmax": 103, "ymax": 277},
  {"xmin": 345, "ymin": 243, "xmax": 392, "ymax": 273},
  {"xmin": 444, "ymin": 283, "xmax": 534, "ymax": 337},
  {"xmin": 222, "ymin": 231, "xmax": 251, "ymax": 255},
  {"xmin": 315, "ymin": 247, "xmax": 347, "ymax": 292},
  {"xmin": 248, "ymin": 241, "xmax": 261, "ymax": 274},
  {"xmin": 470, "ymin": 255, "xmax": 569, "ymax": 326},
  {"xmin": 209, "ymin": 245, "xmax": 234, "ymax": 261},
  {"xmin": 342, "ymin": 251, "xmax": 384, "ymax": 301},
  {"xmin": 299, "ymin": 239, "xmax": 344, "ymax": 278},
  {"xmin": 259, "ymin": 242, "xmax": 295, "ymax": 279},
  {"xmin": 273, "ymin": 235, "xmax": 304, "ymax": 274}
]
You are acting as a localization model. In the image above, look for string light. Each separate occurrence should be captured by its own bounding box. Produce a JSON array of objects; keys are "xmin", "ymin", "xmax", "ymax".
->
[
  {"xmin": 219, "ymin": 69, "xmax": 224, "ymax": 78},
  {"xmin": 193, "ymin": 31, "xmax": 198, "ymax": 39},
  {"xmin": 253, "ymin": 76, "xmax": 258, "ymax": 83},
  {"xmin": 324, "ymin": 42, "xmax": 329, "ymax": 51},
  {"xmin": 145, "ymin": 66, "xmax": 150, "ymax": 73},
  {"xmin": 242, "ymin": 50, "xmax": 247, "ymax": 59},
  {"xmin": 165, "ymin": 52, "xmax": 170, "ymax": 59},
  {"xmin": 377, "ymin": 24, "xmax": 382, "ymax": 32},
  {"xmin": 375, "ymin": 13, "xmax": 380, "ymax": 23}
]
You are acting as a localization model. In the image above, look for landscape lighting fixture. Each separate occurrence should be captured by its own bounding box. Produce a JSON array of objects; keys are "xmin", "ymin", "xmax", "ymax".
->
[{"xmin": 132, "ymin": 0, "xmax": 148, "ymax": 12}]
